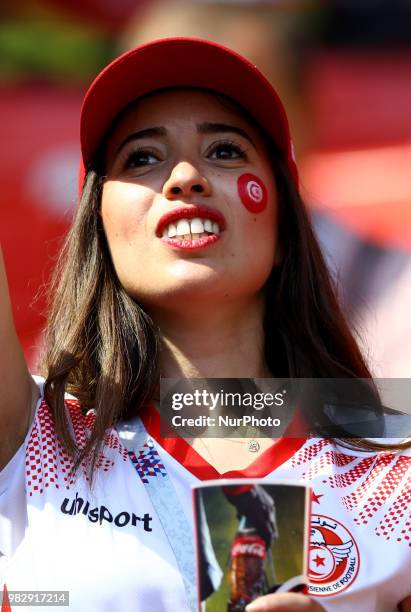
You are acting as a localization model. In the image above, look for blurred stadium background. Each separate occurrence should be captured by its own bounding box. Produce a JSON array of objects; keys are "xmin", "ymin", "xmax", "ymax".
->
[{"xmin": 1, "ymin": 0, "xmax": 411, "ymax": 381}]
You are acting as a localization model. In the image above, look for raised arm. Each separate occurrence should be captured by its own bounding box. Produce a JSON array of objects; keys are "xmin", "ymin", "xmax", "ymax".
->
[{"xmin": 0, "ymin": 244, "xmax": 36, "ymax": 469}]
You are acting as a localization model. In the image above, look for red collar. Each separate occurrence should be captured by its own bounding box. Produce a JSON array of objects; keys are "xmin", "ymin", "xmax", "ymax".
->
[{"xmin": 140, "ymin": 404, "xmax": 307, "ymax": 480}]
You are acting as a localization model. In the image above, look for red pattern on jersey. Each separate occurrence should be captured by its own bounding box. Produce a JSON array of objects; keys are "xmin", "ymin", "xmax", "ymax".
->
[
  {"xmin": 325, "ymin": 456, "xmax": 377, "ymax": 494},
  {"xmin": 25, "ymin": 400, "xmax": 128, "ymax": 496},
  {"xmin": 291, "ymin": 439, "xmax": 329, "ymax": 467},
  {"xmin": 338, "ymin": 454, "xmax": 396, "ymax": 511},
  {"xmin": 301, "ymin": 450, "xmax": 356, "ymax": 481},
  {"xmin": 68, "ymin": 400, "xmax": 128, "ymax": 474},
  {"xmin": 26, "ymin": 401, "xmax": 74, "ymax": 495},
  {"xmin": 373, "ymin": 458, "xmax": 411, "ymax": 546},
  {"xmin": 294, "ymin": 440, "xmax": 411, "ymax": 545},
  {"xmin": 376, "ymin": 490, "xmax": 411, "ymax": 543},
  {"xmin": 350, "ymin": 455, "xmax": 410, "ymax": 522}
]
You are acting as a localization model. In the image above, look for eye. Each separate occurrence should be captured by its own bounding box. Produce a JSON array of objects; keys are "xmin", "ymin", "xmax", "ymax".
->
[
  {"xmin": 123, "ymin": 148, "xmax": 161, "ymax": 169},
  {"xmin": 208, "ymin": 140, "xmax": 247, "ymax": 161}
]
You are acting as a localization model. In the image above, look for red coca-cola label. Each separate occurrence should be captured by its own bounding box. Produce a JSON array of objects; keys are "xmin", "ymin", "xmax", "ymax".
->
[{"xmin": 231, "ymin": 534, "xmax": 266, "ymax": 559}]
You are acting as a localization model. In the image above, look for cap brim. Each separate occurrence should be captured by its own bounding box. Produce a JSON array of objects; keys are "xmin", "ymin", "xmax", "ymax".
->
[{"xmin": 80, "ymin": 37, "xmax": 296, "ymax": 177}]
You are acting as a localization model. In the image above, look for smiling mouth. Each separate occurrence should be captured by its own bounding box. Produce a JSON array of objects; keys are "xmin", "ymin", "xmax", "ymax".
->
[
  {"xmin": 162, "ymin": 217, "xmax": 221, "ymax": 240},
  {"xmin": 161, "ymin": 217, "xmax": 222, "ymax": 250},
  {"xmin": 156, "ymin": 206, "xmax": 225, "ymax": 250}
]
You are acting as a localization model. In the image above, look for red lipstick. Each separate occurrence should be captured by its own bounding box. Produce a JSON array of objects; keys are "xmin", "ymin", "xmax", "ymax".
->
[
  {"xmin": 161, "ymin": 234, "xmax": 220, "ymax": 250},
  {"xmin": 156, "ymin": 205, "xmax": 226, "ymax": 238}
]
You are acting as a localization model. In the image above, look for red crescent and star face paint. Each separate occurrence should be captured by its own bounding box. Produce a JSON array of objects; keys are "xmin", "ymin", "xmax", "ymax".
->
[{"xmin": 237, "ymin": 173, "xmax": 268, "ymax": 213}]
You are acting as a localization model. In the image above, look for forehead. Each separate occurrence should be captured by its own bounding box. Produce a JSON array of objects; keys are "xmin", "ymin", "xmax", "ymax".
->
[{"xmin": 106, "ymin": 88, "xmax": 263, "ymax": 142}]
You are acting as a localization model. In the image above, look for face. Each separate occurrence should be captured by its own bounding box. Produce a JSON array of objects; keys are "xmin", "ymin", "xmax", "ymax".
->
[{"xmin": 101, "ymin": 89, "xmax": 279, "ymax": 313}]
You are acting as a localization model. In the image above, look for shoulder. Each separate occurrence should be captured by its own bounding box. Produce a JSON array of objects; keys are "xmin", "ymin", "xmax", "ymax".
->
[
  {"xmin": 290, "ymin": 437, "xmax": 411, "ymax": 485},
  {"xmin": 24, "ymin": 377, "xmax": 128, "ymax": 494},
  {"xmin": 294, "ymin": 437, "xmax": 411, "ymax": 540},
  {"xmin": 29, "ymin": 374, "xmax": 95, "ymax": 442}
]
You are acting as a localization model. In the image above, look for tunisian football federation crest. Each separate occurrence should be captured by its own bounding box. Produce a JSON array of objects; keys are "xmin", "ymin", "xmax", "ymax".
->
[{"xmin": 308, "ymin": 515, "xmax": 360, "ymax": 596}]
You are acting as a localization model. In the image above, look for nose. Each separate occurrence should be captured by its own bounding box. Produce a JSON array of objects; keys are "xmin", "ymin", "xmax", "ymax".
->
[{"xmin": 163, "ymin": 161, "xmax": 211, "ymax": 200}]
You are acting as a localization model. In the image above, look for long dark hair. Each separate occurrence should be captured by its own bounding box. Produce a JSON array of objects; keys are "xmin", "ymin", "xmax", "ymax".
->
[
  {"xmin": 265, "ymin": 146, "xmax": 369, "ymax": 380},
  {"xmin": 42, "ymin": 170, "xmax": 160, "ymax": 473},
  {"xmin": 41, "ymin": 98, "xmax": 410, "ymax": 474}
]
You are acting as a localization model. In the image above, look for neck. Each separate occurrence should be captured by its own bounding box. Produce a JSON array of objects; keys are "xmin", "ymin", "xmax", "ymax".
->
[
  {"xmin": 147, "ymin": 295, "xmax": 275, "ymax": 469},
  {"xmin": 149, "ymin": 294, "xmax": 269, "ymax": 378}
]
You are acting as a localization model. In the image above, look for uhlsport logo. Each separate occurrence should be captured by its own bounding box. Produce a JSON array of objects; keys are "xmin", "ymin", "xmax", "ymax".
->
[
  {"xmin": 60, "ymin": 492, "xmax": 153, "ymax": 531},
  {"xmin": 308, "ymin": 514, "xmax": 360, "ymax": 596}
]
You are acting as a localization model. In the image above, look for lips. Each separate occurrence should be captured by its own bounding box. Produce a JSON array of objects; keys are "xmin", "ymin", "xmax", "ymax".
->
[{"xmin": 156, "ymin": 205, "xmax": 226, "ymax": 239}]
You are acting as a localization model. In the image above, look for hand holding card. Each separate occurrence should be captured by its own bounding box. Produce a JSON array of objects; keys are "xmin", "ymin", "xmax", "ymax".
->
[{"xmin": 246, "ymin": 592, "xmax": 325, "ymax": 611}]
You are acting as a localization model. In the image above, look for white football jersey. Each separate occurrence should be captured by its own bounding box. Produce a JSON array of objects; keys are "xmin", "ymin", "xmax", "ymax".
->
[{"xmin": 0, "ymin": 380, "xmax": 410, "ymax": 611}]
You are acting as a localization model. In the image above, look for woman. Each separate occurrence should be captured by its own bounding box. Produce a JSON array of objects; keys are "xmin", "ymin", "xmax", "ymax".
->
[{"xmin": 0, "ymin": 38, "xmax": 410, "ymax": 612}]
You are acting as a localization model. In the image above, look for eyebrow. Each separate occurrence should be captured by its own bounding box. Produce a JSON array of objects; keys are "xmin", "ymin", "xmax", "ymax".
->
[
  {"xmin": 115, "ymin": 127, "xmax": 167, "ymax": 156},
  {"xmin": 115, "ymin": 121, "xmax": 255, "ymax": 157},
  {"xmin": 197, "ymin": 122, "xmax": 255, "ymax": 146}
]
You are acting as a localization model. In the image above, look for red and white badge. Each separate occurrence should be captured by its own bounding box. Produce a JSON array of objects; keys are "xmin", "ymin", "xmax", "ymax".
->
[
  {"xmin": 237, "ymin": 173, "xmax": 268, "ymax": 213},
  {"xmin": 308, "ymin": 514, "xmax": 360, "ymax": 597}
]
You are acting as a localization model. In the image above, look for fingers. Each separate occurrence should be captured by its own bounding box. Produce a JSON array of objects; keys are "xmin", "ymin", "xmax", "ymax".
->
[{"xmin": 245, "ymin": 592, "xmax": 325, "ymax": 611}]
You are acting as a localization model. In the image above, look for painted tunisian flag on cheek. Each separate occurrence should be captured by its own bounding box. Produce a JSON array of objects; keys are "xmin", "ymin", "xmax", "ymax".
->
[{"xmin": 237, "ymin": 173, "xmax": 268, "ymax": 214}]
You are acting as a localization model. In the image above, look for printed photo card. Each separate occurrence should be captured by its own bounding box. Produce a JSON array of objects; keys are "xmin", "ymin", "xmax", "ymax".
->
[{"xmin": 193, "ymin": 479, "xmax": 310, "ymax": 611}]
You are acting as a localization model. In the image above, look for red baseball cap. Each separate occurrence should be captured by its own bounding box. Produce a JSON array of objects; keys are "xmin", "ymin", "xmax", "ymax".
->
[{"xmin": 80, "ymin": 37, "xmax": 297, "ymax": 184}]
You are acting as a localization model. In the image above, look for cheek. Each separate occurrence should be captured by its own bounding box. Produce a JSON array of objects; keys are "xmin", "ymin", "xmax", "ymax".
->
[
  {"xmin": 237, "ymin": 173, "xmax": 268, "ymax": 213},
  {"xmin": 101, "ymin": 182, "xmax": 148, "ymax": 242}
]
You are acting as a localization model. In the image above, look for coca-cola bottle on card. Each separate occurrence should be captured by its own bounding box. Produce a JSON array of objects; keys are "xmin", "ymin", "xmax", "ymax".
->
[{"xmin": 228, "ymin": 517, "xmax": 266, "ymax": 611}]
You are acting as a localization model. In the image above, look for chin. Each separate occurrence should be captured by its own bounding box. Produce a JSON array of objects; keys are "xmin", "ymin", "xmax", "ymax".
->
[
  {"xmin": 123, "ymin": 262, "xmax": 271, "ymax": 309},
  {"xmin": 158, "ymin": 276, "xmax": 223, "ymax": 304}
]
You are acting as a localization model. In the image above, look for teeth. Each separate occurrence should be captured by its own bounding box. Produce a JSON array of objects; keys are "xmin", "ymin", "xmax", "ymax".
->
[
  {"xmin": 176, "ymin": 219, "xmax": 191, "ymax": 236},
  {"xmin": 190, "ymin": 218, "xmax": 204, "ymax": 234},
  {"xmin": 163, "ymin": 217, "xmax": 221, "ymax": 239},
  {"xmin": 167, "ymin": 223, "xmax": 177, "ymax": 238}
]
